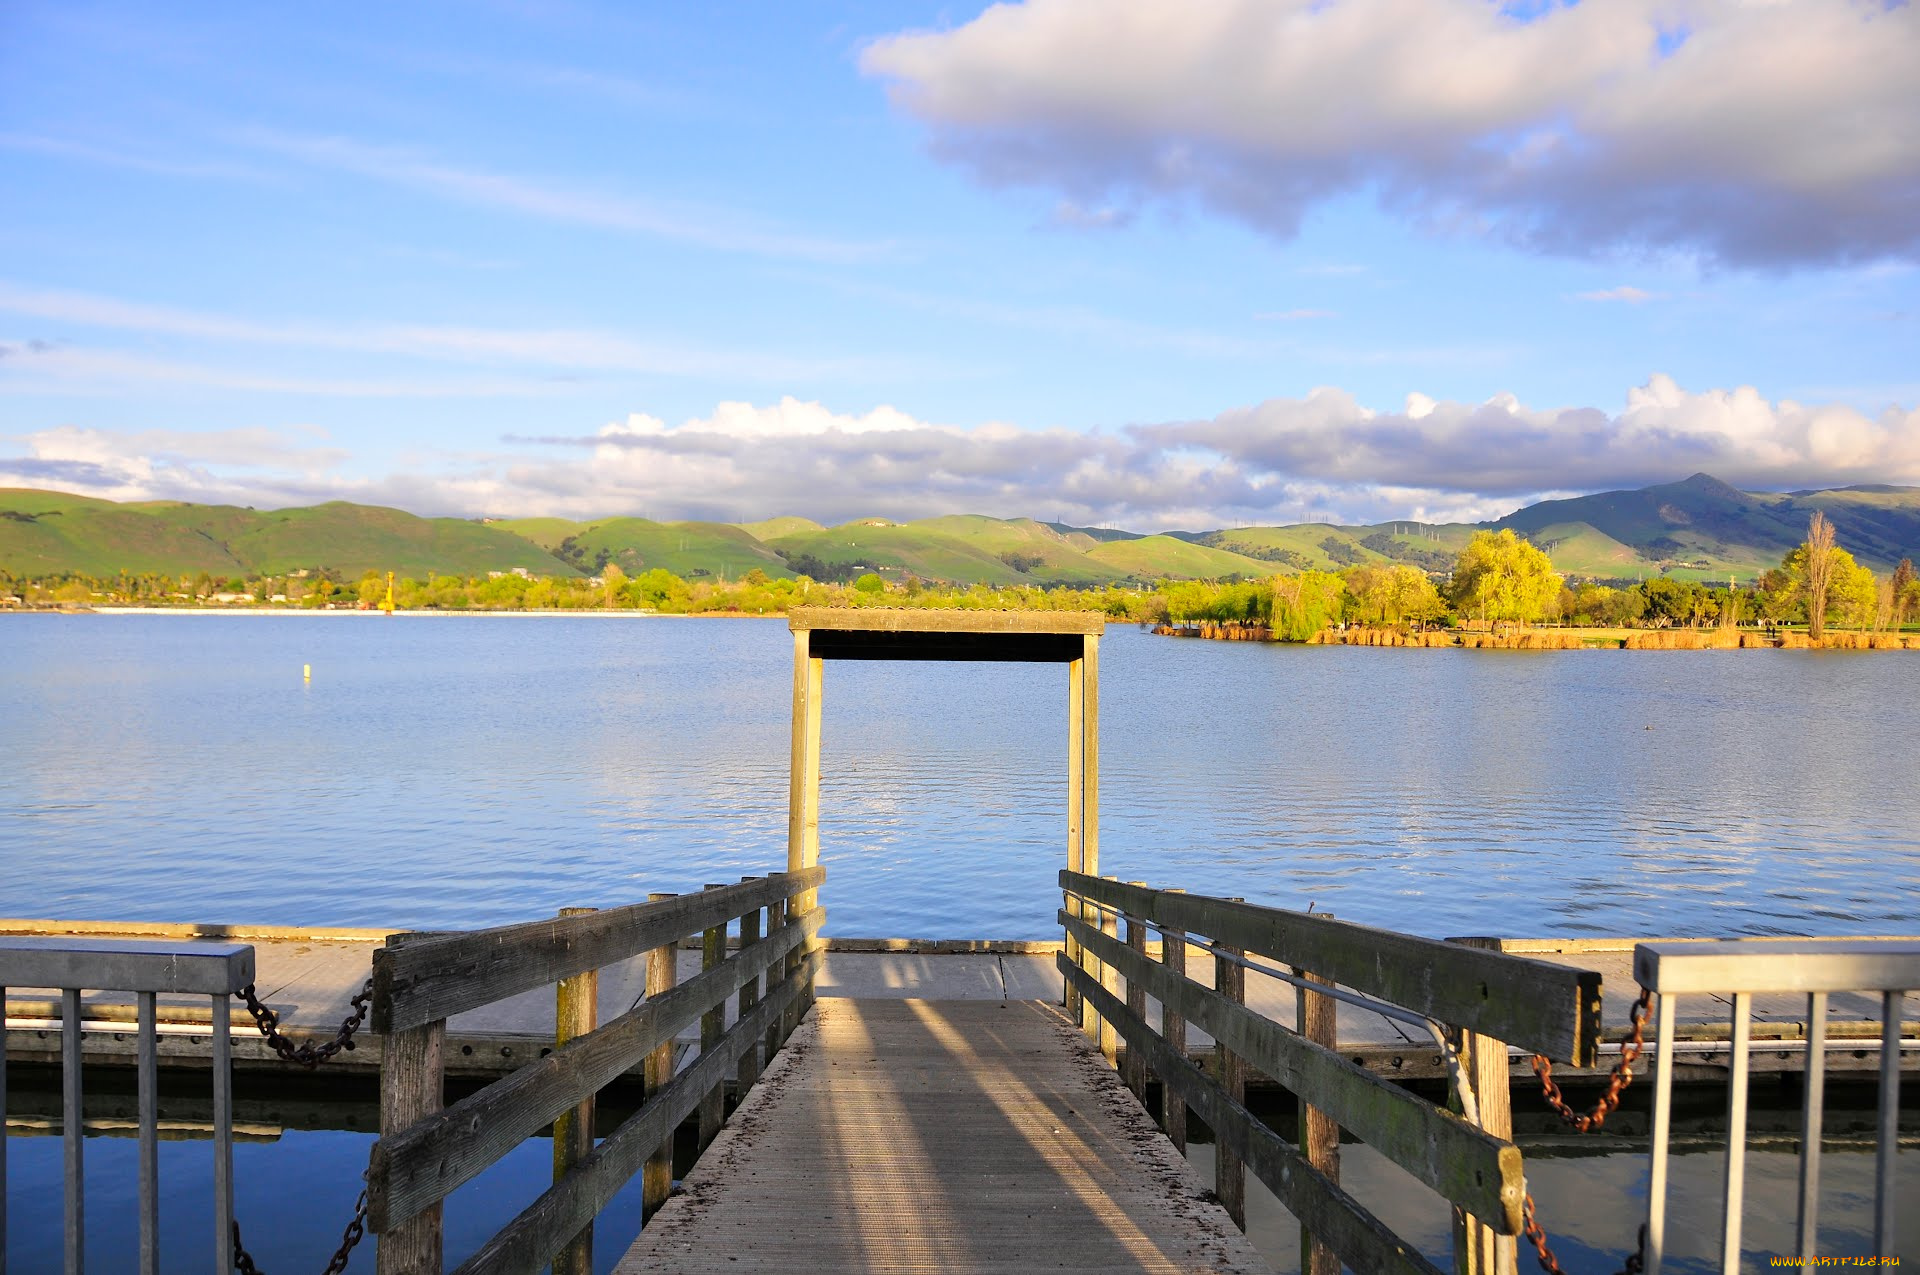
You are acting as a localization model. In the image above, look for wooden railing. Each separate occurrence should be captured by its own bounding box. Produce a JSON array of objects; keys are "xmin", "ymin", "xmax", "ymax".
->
[
  {"xmin": 365, "ymin": 866, "xmax": 826, "ymax": 1275},
  {"xmin": 1060, "ymin": 871, "xmax": 1601, "ymax": 1275}
]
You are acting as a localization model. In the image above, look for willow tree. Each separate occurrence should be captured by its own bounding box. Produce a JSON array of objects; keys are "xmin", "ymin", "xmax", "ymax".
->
[
  {"xmin": 1804, "ymin": 512, "xmax": 1836, "ymax": 639},
  {"xmin": 1447, "ymin": 529, "xmax": 1562, "ymax": 624}
]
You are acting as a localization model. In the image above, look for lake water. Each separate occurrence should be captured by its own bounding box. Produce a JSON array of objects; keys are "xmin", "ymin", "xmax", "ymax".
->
[
  {"xmin": 2, "ymin": 613, "xmax": 1916, "ymax": 939},
  {"xmin": 3, "ymin": 613, "xmax": 1917, "ymax": 1272}
]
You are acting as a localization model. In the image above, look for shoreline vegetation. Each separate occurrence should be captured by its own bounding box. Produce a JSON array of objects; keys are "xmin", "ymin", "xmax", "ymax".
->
[{"xmin": 6, "ymin": 518, "xmax": 1915, "ymax": 650}]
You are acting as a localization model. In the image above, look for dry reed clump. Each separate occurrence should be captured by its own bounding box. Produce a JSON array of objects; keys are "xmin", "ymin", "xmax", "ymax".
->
[{"xmin": 1623, "ymin": 629, "xmax": 1742, "ymax": 650}]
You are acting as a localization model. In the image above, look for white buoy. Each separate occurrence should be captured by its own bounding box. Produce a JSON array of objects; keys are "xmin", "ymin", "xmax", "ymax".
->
[{"xmin": 303, "ymin": 663, "xmax": 312, "ymax": 682}]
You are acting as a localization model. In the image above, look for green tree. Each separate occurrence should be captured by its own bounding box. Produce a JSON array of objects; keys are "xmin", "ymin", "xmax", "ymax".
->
[
  {"xmin": 1803, "ymin": 512, "xmax": 1836, "ymax": 639},
  {"xmin": 853, "ymin": 573, "xmax": 885, "ymax": 595},
  {"xmin": 1892, "ymin": 558, "xmax": 1916, "ymax": 627},
  {"xmin": 1270, "ymin": 571, "xmax": 1344, "ymax": 640},
  {"xmin": 601, "ymin": 562, "xmax": 626, "ymax": 609},
  {"xmin": 1447, "ymin": 530, "xmax": 1562, "ymax": 623}
]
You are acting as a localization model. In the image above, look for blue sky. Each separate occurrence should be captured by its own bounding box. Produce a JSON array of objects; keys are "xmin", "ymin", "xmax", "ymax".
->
[{"xmin": 2, "ymin": 1, "xmax": 1916, "ymax": 528}]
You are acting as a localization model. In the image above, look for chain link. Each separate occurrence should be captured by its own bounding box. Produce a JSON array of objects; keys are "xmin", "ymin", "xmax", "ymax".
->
[
  {"xmin": 1532, "ymin": 985, "xmax": 1652, "ymax": 1132},
  {"xmin": 233, "ymin": 1184, "xmax": 369, "ymax": 1275},
  {"xmin": 236, "ymin": 976, "xmax": 374, "ymax": 1068},
  {"xmin": 1519, "ymin": 985, "xmax": 1656, "ymax": 1275}
]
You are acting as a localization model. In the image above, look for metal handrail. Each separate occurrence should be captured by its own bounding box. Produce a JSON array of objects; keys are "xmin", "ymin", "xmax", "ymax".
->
[
  {"xmin": 1634, "ymin": 939, "xmax": 1919, "ymax": 1274},
  {"xmin": 0, "ymin": 936, "xmax": 255, "ymax": 1275}
]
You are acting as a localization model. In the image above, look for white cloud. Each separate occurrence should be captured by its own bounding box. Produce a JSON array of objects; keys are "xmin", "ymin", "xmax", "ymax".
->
[
  {"xmin": 8, "ymin": 378, "xmax": 1916, "ymax": 527},
  {"xmin": 862, "ymin": 0, "xmax": 1920, "ymax": 268},
  {"xmin": 1575, "ymin": 286, "xmax": 1658, "ymax": 304}
]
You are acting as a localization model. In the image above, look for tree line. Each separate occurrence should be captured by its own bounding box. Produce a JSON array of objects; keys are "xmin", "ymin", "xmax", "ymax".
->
[{"xmin": 6, "ymin": 515, "xmax": 1914, "ymax": 635}]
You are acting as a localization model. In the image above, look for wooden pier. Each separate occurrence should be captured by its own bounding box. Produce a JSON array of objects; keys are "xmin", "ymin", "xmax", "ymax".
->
[{"xmin": 616, "ymin": 998, "xmax": 1265, "ymax": 1274}]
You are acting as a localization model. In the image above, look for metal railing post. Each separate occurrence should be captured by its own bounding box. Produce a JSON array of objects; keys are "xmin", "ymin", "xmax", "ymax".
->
[
  {"xmin": 1645, "ymin": 990, "xmax": 1678, "ymax": 1275},
  {"xmin": 137, "ymin": 990, "xmax": 159, "ymax": 1275},
  {"xmin": 1875, "ymin": 989, "xmax": 1901, "ymax": 1256},
  {"xmin": 63, "ymin": 988, "xmax": 83, "ymax": 1275},
  {"xmin": 1796, "ymin": 991, "xmax": 1828, "ymax": 1263},
  {"xmin": 1719, "ymin": 993, "xmax": 1752, "ymax": 1275},
  {"xmin": 213, "ymin": 991, "xmax": 234, "ymax": 1274}
]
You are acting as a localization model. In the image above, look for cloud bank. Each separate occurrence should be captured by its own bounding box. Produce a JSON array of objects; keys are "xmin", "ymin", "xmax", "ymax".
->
[
  {"xmin": 6, "ymin": 378, "xmax": 1915, "ymax": 529},
  {"xmin": 862, "ymin": 0, "xmax": 1920, "ymax": 268}
]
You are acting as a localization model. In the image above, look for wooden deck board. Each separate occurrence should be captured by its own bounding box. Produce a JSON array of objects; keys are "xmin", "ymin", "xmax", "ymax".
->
[{"xmin": 615, "ymin": 999, "xmax": 1267, "ymax": 1274}]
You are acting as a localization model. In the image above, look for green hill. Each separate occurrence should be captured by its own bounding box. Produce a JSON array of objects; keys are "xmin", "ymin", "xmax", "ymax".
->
[
  {"xmin": 766, "ymin": 520, "xmax": 1030, "ymax": 585},
  {"xmin": 1084, "ymin": 535, "xmax": 1271, "ymax": 579},
  {"xmin": 7, "ymin": 474, "xmax": 1914, "ymax": 587},
  {"xmin": 528, "ymin": 517, "xmax": 793, "ymax": 580},
  {"xmin": 1494, "ymin": 473, "xmax": 1920, "ymax": 576},
  {"xmin": 735, "ymin": 516, "xmax": 824, "ymax": 540},
  {"xmin": 0, "ymin": 489, "xmax": 564, "ymax": 578}
]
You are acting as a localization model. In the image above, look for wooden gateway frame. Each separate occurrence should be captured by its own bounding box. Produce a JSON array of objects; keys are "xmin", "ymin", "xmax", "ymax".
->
[{"xmin": 785, "ymin": 607, "xmax": 1108, "ymax": 1023}]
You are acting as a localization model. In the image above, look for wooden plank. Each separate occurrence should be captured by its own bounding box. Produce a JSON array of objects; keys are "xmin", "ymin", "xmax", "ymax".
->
[
  {"xmin": 450, "ymin": 952, "xmax": 819, "ymax": 1275},
  {"xmin": 372, "ymin": 870, "xmax": 822, "ymax": 1033},
  {"xmin": 1063, "ymin": 911, "xmax": 1521, "ymax": 1231},
  {"xmin": 378, "ymin": 1021, "xmax": 445, "ymax": 1275},
  {"xmin": 367, "ymin": 908, "xmax": 819, "ymax": 1232},
  {"xmin": 1063, "ymin": 956, "xmax": 1443, "ymax": 1275},
  {"xmin": 615, "ymin": 998, "xmax": 1266, "ymax": 1275},
  {"xmin": 788, "ymin": 607, "xmax": 1105, "ymax": 636},
  {"xmin": 1064, "ymin": 872, "xmax": 1601, "ymax": 1064},
  {"xmin": 1449, "ymin": 937, "xmax": 1518, "ymax": 1275}
]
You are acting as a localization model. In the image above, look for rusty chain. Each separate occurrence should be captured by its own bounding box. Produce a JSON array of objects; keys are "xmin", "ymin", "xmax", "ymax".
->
[
  {"xmin": 235, "ymin": 975, "xmax": 374, "ymax": 1068},
  {"xmin": 224, "ymin": 978, "xmax": 375, "ymax": 1269},
  {"xmin": 1519, "ymin": 985, "xmax": 1656, "ymax": 1275},
  {"xmin": 233, "ymin": 1184, "xmax": 369, "ymax": 1275}
]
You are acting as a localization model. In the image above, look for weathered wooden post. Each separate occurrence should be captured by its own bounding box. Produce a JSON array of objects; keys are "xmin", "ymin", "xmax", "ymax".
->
[
  {"xmin": 642, "ymin": 893, "xmax": 678, "ymax": 1222},
  {"xmin": 1098, "ymin": 876, "xmax": 1120, "ymax": 1067},
  {"xmin": 786, "ymin": 629, "xmax": 822, "ymax": 1036},
  {"xmin": 378, "ymin": 1014, "xmax": 445, "ymax": 1275},
  {"xmin": 552, "ymin": 907, "xmax": 599, "ymax": 1275},
  {"xmin": 1123, "ymin": 882, "xmax": 1149, "ymax": 1101},
  {"xmin": 737, "ymin": 878, "xmax": 763, "ymax": 1093},
  {"xmin": 699, "ymin": 885, "xmax": 728, "ymax": 1150},
  {"xmin": 1295, "ymin": 954, "xmax": 1340, "ymax": 1275},
  {"xmin": 1215, "ymin": 922, "xmax": 1246, "ymax": 1231},
  {"xmin": 1066, "ymin": 653, "xmax": 1085, "ymax": 1027},
  {"xmin": 1449, "ymin": 937, "xmax": 1519, "ymax": 1275},
  {"xmin": 1161, "ymin": 889, "xmax": 1188, "ymax": 1152},
  {"xmin": 764, "ymin": 897, "xmax": 787, "ymax": 1059}
]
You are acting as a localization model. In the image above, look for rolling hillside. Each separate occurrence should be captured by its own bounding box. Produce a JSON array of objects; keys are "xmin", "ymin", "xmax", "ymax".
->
[
  {"xmin": 6, "ymin": 474, "xmax": 1915, "ymax": 586},
  {"xmin": 0, "ymin": 489, "xmax": 566, "ymax": 578}
]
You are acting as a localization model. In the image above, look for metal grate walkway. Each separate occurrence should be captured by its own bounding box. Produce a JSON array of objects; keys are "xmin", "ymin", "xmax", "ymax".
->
[{"xmin": 616, "ymin": 998, "xmax": 1266, "ymax": 1274}]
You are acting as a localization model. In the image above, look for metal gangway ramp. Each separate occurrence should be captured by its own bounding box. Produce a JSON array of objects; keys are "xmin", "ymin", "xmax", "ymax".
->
[{"xmin": 615, "ymin": 998, "xmax": 1265, "ymax": 1274}]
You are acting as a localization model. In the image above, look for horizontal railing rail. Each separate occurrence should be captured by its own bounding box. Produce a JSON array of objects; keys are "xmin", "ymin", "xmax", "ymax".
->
[
  {"xmin": 366, "ymin": 868, "xmax": 825, "ymax": 1275},
  {"xmin": 371, "ymin": 866, "xmax": 825, "ymax": 1033},
  {"xmin": 0, "ymin": 936, "xmax": 256, "ymax": 1275},
  {"xmin": 1635, "ymin": 939, "xmax": 1919, "ymax": 1275},
  {"xmin": 1061, "ymin": 870, "xmax": 1597, "ymax": 1275},
  {"xmin": 1066, "ymin": 873, "xmax": 1601, "ymax": 1064}
]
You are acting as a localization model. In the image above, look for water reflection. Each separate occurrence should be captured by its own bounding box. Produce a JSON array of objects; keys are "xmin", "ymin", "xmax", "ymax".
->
[{"xmin": 2, "ymin": 616, "xmax": 1916, "ymax": 938}]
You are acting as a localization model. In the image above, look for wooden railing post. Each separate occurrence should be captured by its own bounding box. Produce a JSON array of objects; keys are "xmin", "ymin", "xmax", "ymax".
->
[
  {"xmin": 736, "ymin": 879, "xmax": 763, "ymax": 1094},
  {"xmin": 1295, "ymin": 956, "xmax": 1340, "ymax": 1275},
  {"xmin": 641, "ymin": 893, "xmax": 678, "ymax": 1223},
  {"xmin": 378, "ymin": 1019, "xmax": 445, "ymax": 1275},
  {"xmin": 765, "ymin": 896, "xmax": 787, "ymax": 1060},
  {"xmin": 1160, "ymin": 889, "xmax": 1187, "ymax": 1152},
  {"xmin": 1098, "ymin": 876, "xmax": 1120, "ymax": 1066},
  {"xmin": 552, "ymin": 907, "xmax": 599, "ymax": 1275},
  {"xmin": 1450, "ymin": 937, "xmax": 1518, "ymax": 1275},
  {"xmin": 699, "ymin": 886, "xmax": 727, "ymax": 1150},
  {"xmin": 1123, "ymin": 883, "xmax": 1149, "ymax": 1101},
  {"xmin": 1214, "ymin": 923, "xmax": 1246, "ymax": 1231}
]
